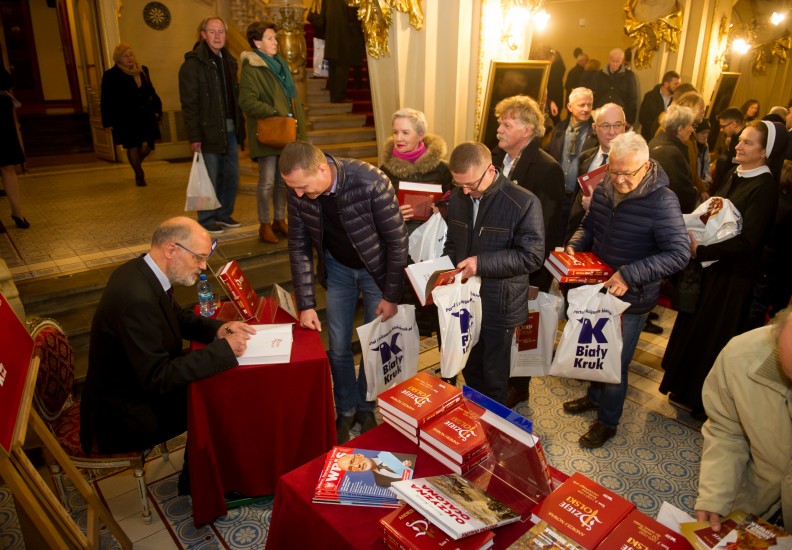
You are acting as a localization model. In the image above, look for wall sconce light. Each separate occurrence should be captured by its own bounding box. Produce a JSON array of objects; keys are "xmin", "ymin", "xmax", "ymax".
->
[
  {"xmin": 499, "ymin": 0, "xmax": 547, "ymax": 50},
  {"xmin": 533, "ymin": 9, "xmax": 550, "ymax": 31},
  {"xmin": 771, "ymin": 12, "xmax": 786, "ymax": 26},
  {"xmin": 732, "ymin": 37, "xmax": 751, "ymax": 54}
]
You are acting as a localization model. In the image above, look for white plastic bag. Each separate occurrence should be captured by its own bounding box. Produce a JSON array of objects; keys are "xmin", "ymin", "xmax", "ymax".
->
[
  {"xmin": 408, "ymin": 212, "xmax": 447, "ymax": 263},
  {"xmin": 510, "ymin": 291, "xmax": 562, "ymax": 377},
  {"xmin": 185, "ymin": 153, "xmax": 221, "ymax": 211},
  {"xmin": 683, "ymin": 197, "xmax": 742, "ymax": 267},
  {"xmin": 312, "ymin": 38, "xmax": 329, "ymax": 77},
  {"xmin": 432, "ymin": 276, "xmax": 482, "ymax": 378},
  {"xmin": 356, "ymin": 305, "xmax": 420, "ymax": 400},
  {"xmin": 549, "ymin": 283, "xmax": 629, "ymax": 383}
]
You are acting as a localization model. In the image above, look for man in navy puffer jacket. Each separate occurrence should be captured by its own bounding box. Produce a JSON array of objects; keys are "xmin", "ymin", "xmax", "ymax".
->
[{"xmin": 563, "ymin": 131, "xmax": 689, "ymax": 448}]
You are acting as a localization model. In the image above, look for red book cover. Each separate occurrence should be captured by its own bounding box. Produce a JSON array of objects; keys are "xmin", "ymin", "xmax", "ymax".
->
[
  {"xmin": 547, "ymin": 251, "xmax": 613, "ymax": 277},
  {"xmin": 419, "ymin": 401, "xmax": 490, "ymax": 463},
  {"xmin": 694, "ymin": 518, "xmax": 739, "ymax": 548},
  {"xmin": 515, "ymin": 311, "xmax": 540, "ymax": 351},
  {"xmin": 544, "ymin": 259, "xmax": 611, "ymax": 284},
  {"xmin": 380, "ymin": 504, "xmax": 495, "ymax": 549},
  {"xmin": 418, "ymin": 440, "xmax": 490, "ymax": 475},
  {"xmin": 397, "ymin": 182, "xmax": 444, "ymax": 221},
  {"xmin": 382, "ymin": 412, "xmax": 420, "ymax": 444},
  {"xmin": 577, "ymin": 163, "xmax": 608, "ymax": 198},
  {"xmin": 377, "ymin": 372, "xmax": 462, "ymax": 428},
  {"xmin": 599, "ymin": 509, "xmax": 694, "ymax": 549},
  {"xmin": 530, "ymin": 472, "xmax": 635, "ymax": 548},
  {"xmin": 0, "ymin": 292, "xmax": 35, "ymax": 452},
  {"xmin": 217, "ymin": 260, "xmax": 262, "ymax": 319}
]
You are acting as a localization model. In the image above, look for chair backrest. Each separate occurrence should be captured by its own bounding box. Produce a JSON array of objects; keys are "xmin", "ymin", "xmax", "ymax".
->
[{"xmin": 27, "ymin": 317, "xmax": 75, "ymax": 423}]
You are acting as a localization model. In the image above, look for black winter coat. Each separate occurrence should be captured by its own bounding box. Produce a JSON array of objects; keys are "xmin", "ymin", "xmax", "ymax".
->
[
  {"xmin": 568, "ymin": 160, "xmax": 689, "ymax": 314},
  {"xmin": 288, "ymin": 157, "xmax": 408, "ymax": 310},
  {"xmin": 592, "ymin": 65, "xmax": 638, "ymax": 124},
  {"xmin": 649, "ymin": 130, "xmax": 697, "ymax": 213},
  {"xmin": 443, "ymin": 174, "xmax": 545, "ymax": 328},
  {"xmin": 100, "ymin": 65, "xmax": 162, "ymax": 149},
  {"xmin": 638, "ymin": 84, "xmax": 667, "ymax": 141}
]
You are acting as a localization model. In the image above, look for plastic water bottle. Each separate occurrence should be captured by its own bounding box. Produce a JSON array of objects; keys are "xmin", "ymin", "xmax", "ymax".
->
[{"xmin": 197, "ymin": 274, "xmax": 215, "ymax": 317}]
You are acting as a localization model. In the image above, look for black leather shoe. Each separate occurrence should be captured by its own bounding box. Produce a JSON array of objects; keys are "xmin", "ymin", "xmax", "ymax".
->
[
  {"xmin": 579, "ymin": 422, "xmax": 616, "ymax": 449},
  {"xmin": 642, "ymin": 320, "xmax": 663, "ymax": 334},
  {"xmin": 505, "ymin": 388, "xmax": 529, "ymax": 408},
  {"xmin": 356, "ymin": 411, "xmax": 377, "ymax": 433},
  {"xmin": 563, "ymin": 396, "xmax": 599, "ymax": 414},
  {"xmin": 440, "ymin": 375, "xmax": 457, "ymax": 387},
  {"xmin": 648, "ymin": 311, "xmax": 660, "ymax": 321},
  {"xmin": 336, "ymin": 414, "xmax": 355, "ymax": 445}
]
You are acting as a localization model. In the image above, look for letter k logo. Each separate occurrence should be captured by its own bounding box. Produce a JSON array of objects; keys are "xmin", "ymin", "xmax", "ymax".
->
[{"xmin": 578, "ymin": 318, "xmax": 608, "ymax": 343}]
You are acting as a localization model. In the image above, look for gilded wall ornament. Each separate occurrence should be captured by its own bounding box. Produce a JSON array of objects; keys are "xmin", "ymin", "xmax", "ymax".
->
[
  {"xmin": 623, "ymin": 0, "xmax": 682, "ymax": 69},
  {"xmin": 347, "ymin": 0, "xmax": 424, "ymax": 58},
  {"xmin": 143, "ymin": 2, "xmax": 171, "ymax": 31}
]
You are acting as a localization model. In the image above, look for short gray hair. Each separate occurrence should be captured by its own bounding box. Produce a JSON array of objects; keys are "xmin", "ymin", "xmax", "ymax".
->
[
  {"xmin": 568, "ymin": 87, "xmax": 593, "ymax": 104},
  {"xmin": 609, "ymin": 131, "xmax": 649, "ymax": 164},
  {"xmin": 201, "ymin": 17, "xmax": 228, "ymax": 32},
  {"xmin": 392, "ymin": 108, "xmax": 427, "ymax": 135},
  {"xmin": 152, "ymin": 219, "xmax": 193, "ymax": 247},
  {"xmin": 661, "ymin": 104, "xmax": 696, "ymax": 137},
  {"xmin": 769, "ymin": 105, "xmax": 789, "ymax": 118},
  {"xmin": 494, "ymin": 95, "xmax": 546, "ymax": 138}
]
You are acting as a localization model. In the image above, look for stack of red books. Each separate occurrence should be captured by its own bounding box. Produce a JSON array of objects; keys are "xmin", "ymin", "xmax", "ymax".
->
[
  {"xmin": 544, "ymin": 251, "xmax": 613, "ymax": 284},
  {"xmin": 379, "ymin": 504, "xmax": 495, "ymax": 549},
  {"xmin": 377, "ymin": 372, "xmax": 462, "ymax": 443},
  {"xmin": 418, "ymin": 401, "xmax": 491, "ymax": 475}
]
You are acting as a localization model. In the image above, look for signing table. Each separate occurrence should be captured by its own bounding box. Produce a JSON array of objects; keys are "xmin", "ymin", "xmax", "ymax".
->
[
  {"xmin": 265, "ymin": 423, "xmax": 540, "ymax": 550},
  {"xmin": 188, "ymin": 305, "xmax": 336, "ymax": 526}
]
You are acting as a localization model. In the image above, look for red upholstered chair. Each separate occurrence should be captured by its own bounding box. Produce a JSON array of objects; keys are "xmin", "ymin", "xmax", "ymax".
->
[{"xmin": 27, "ymin": 317, "xmax": 169, "ymax": 524}]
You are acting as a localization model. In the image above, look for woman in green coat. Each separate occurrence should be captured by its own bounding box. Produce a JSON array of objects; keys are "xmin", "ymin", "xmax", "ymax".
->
[{"xmin": 239, "ymin": 22, "xmax": 307, "ymax": 243}]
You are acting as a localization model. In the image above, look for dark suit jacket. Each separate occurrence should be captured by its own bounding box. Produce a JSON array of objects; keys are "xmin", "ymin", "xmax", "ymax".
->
[
  {"xmin": 492, "ymin": 139, "xmax": 564, "ymax": 291},
  {"xmin": 545, "ymin": 118, "xmax": 596, "ymax": 163},
  {"xmin": 565, "ymin": 147, "xmax": 599, "ymax": 244},
  {"xmin": 638, "ymin": 84, "xmax": 667, "ymax": 141},
  {"xmin": 81, "ymin": 256, "xmax": 237, "ymax": 454}
]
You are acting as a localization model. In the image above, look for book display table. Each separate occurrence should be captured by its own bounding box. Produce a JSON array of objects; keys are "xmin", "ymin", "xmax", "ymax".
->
[
  {"xmin": 265, "ymin": 423, "xmax": 536, "ymax": 550},
  {"xmin": 188, "ymin": 306, "xmax": 335, "ymax": 526}
]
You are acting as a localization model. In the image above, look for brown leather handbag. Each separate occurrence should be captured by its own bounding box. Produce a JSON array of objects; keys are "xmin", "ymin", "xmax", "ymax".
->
[{"xmin": 256, "ymin": 99, "xmax": 297, "ymax": 149}]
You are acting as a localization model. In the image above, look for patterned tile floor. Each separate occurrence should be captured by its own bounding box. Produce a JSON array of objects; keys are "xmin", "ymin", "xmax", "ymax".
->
[{"xmin": 1, "ymin": 310, "xmax": 705, "ymax": 549}]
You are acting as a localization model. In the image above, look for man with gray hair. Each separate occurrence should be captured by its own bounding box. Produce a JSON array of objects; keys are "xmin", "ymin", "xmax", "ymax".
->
[
  {"xmin": 563, "ymin": 132, "xmax": 689, "ymax": 448},
  {"xmin": 592, "ymin": 48, "xmax": 639, "ymax": 125},
  {"xmin": 444, "ymin": 141, "xmax": 545, "ymax": 405}
]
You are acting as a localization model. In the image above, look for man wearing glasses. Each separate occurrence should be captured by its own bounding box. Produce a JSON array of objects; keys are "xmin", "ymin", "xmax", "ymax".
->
[
  {"xmin": 444, "ymin": 142, "xmax": 545, "ymax": 405},
  {"xmin": 81, "ymin": 217, "xmax": 254, "ymax": 490},
  {"xmin": 712, "ymin": 107, "xmax": 745, "ymax": 194},
  {"xmin": 562, "ymin": 132, "xmax": 689, "ymax": 448}
]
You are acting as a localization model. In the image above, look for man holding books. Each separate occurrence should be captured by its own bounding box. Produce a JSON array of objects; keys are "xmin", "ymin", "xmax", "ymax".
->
[
  {"xmin": 563, "ymin": 132, "xmax": 688, "ymax": 448},
  {"xmin": 280, "ymin": 141, "xmax": 408, "ymax": 444},
  {"xmin": 695, "ymin": 308, "xmax": 792, "ymax": 532},
  {"xmin": 444, "ymin": 141, "xmax": 545, "ymax": 405}
]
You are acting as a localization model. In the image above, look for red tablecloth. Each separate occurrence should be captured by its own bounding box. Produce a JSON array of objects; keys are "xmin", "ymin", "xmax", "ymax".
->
[
  {"xmin": 265, "ymin": 423, "xmax": 538, "ymax": 550},
  {"xmin": 188, "ymin": 307, "xmax": 336, "ymax": 526}
]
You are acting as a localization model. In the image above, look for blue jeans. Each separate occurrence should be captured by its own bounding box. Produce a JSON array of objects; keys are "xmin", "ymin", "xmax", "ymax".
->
[
  {"xmin": 587, "ymin": 312, "xmax": 648, "ymax": 429},
  {"xmin": 325, "ymin": 250, "xmax": 382, "ymax": 417},
  {"xmin": 256, "ymin": 156, "xmax": 286, "ymax": 224},
  {"xmin": 198, "ymin": 127, "xmax": 239, "ymax": 226}
]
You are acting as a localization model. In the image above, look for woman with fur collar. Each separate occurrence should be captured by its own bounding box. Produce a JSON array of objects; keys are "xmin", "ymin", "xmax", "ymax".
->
[{"xmin": 379, "ymin": 108, "xmax": 452, "ymax": 231}]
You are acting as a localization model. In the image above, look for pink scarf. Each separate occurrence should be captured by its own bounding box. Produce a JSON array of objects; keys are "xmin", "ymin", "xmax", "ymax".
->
[{"xmin": 392, "ymin": 141, "xmax": 426, "ymax": 163}]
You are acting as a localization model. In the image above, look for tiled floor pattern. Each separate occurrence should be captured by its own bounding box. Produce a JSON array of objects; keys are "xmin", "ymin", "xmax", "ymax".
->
[
  {"xmin": 0, "ymin": 160, "xmax": 259, "ymax": 281},
  {"xmin": 1, "ymin": 310, "xmax": 707, "ymax": 549}
]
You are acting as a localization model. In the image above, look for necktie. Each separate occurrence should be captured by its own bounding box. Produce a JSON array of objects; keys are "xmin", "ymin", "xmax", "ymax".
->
[
  {"xmin": 600, "ymin": 153, "xmax": 608, "ymax": 166},
  {"xmin": 166, "ymin": 287, "xmax": 178, "ymax": 310},
  {"xmin": 472, "ymin": 198, "xmax": 480, "ymax": 225}
]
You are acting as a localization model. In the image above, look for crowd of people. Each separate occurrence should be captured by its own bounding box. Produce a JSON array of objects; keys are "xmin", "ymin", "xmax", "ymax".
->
[{"xmin": 74, "ymin": 25, "xmax": 792, "ymax": 529}]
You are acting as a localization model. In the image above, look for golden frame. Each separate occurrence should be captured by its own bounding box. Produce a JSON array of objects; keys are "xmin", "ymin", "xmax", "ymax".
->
[{"xmin": 478, "ymin": 60, "xmax": 551, "ymax": 150}]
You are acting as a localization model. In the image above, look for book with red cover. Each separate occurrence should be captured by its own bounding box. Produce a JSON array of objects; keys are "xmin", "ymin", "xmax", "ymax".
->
[
  {"xmin": 693, "ymin": 518, "xmax": 739, "ymax": 548},
  {"xmin": 217, "ymin": 260, "xmax": 264, "ymax": 320},
  {"xmin": 546, "ymin": 251, "xmax": 613, "ymax": 277},
  {"xmin": 418, "ymin": 440, "xmax": 490, "ymax": 475},
  {"xmin": 530, "ymin": 472, "xmax": 635, "ymax": 548},
  {"xmin": 380, "ymin": 504, "xmax": 495, "ymax": 549},
  {"xmin": 598, "ymin": 509, "xmax": 693, "ymax": 549},
  {"xmin": 381, "ymin": 411, "xmax": 420, "ymax": 444},
  {"xmin": 405, "ymin": 256, "xmax": 461, "ymax": 306},
  {"xmin": 544, "ymin": 259, "xmax": 611, "ymax": 284},
  {"xmin": 419, "ymin": 401, "xmax": 490, "ymax": 463},
  {"xmin": 577, "ymin": 163, "xmax": 608, "ymax": 198},
  {"xmin": 377, "ymin": 372, "xmax": 462, "ymax": 428},
  {"xmin": 397, "ymin": 182, "xmax": 444, "ymax": 221}
]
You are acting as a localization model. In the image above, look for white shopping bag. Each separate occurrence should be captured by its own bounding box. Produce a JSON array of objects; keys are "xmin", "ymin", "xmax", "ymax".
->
[
  {"xmin": 312, "ymin": 38, "xmax": 329, "ymax": 77},
  {"xmin": 549, "ymin": 283, "xmax": 629, "ymax": 383},
  {"xmin": 510, "ymin": 291, "xmax": 563, "ymax": 377},
  {"xmin": 185, "ymin": 153, "xmax": 221, "ymax": 211},
  {"xmin": 408, "ymin": 212, "xmax": 447, "ymax": 263},
  {"xmin": 683, "ymin": 197, "xmax": 742, "ymax": 267},
  {"xmin": 432, "ymin": 276, "xmax": 482, "ymax": 378},
  {"xmin": 356, "ymin": 305, "xmax": 420, "ymax": 400}
]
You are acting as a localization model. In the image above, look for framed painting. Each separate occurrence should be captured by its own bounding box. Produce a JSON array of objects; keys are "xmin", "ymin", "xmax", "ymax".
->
[
  {"xmin": 706, "ymin": 72, "xmax": 741, "ymax": 149},
  {"xmin": 479, "ymin": 60, "xmax": 551, "ymax": 150}
]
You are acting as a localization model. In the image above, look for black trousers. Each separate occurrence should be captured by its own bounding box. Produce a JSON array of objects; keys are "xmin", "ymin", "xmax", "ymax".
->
[
  {"xmin": 327, "ymin": 59, "xmax": 349, "ymax": 103},
  {"xmin": 462, "ymin": 325, "xmax": 515, "ymax": 405}
]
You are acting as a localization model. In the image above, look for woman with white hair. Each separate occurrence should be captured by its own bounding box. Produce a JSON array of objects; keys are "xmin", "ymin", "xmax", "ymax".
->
[
  {"xmin": 380, "ymin": 108, "xmax": 451, "ymax": 232},
  {"xmin": 649, "ymin": 104, "xmax": 698, "ymax": 213}
]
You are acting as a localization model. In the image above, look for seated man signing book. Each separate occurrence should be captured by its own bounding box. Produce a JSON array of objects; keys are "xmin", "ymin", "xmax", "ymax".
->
[
  {"xmin": 80, "ymin": 217, "xmax": 254, "ymax": 490},
  {"xmin": 280, "ymin": 141, "xmax": 408, "ymax": 444},
  {"xmin": 695, "ymin": 309, "xmax": 792, "ymax": 532}
]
